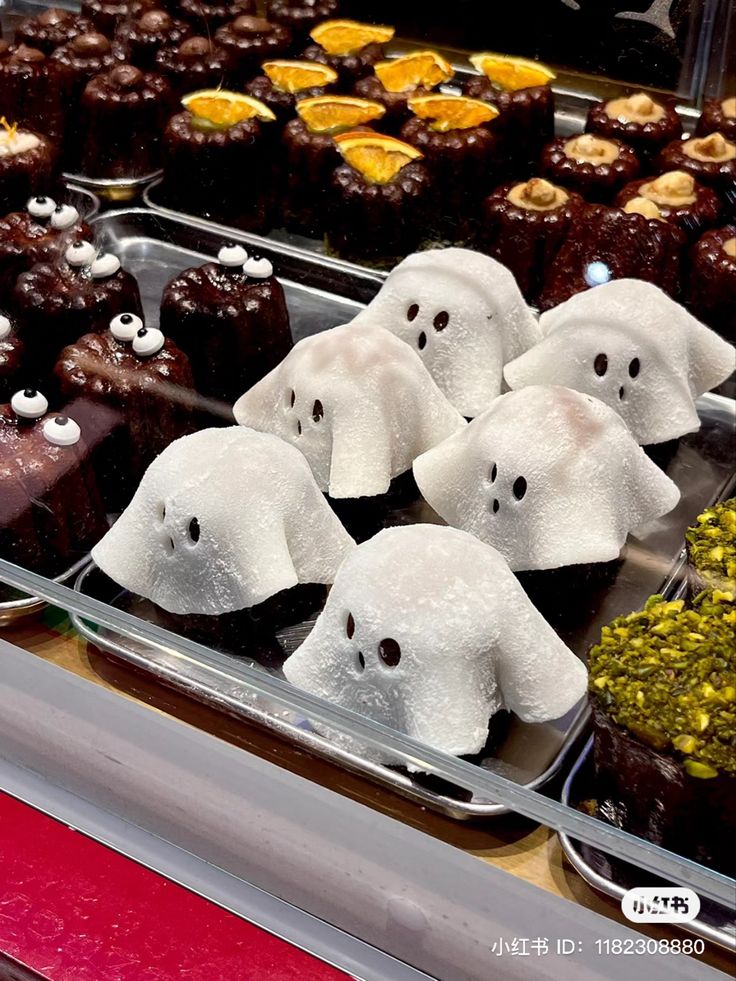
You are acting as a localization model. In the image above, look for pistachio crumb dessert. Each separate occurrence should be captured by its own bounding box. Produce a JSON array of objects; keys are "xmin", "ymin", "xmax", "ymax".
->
[
  {"xmin": 588, "ymin": 590, "xmax": 735, "ymax": 873},
  {"xmin": 686, "ymin": 497, "xmax": 736, "ymax": 594}
]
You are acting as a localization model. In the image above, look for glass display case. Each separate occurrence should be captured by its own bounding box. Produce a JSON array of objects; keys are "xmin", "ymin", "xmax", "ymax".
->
[{"xmin": 0, "ymin": 0, "xmax": 734, "ymax": 976}]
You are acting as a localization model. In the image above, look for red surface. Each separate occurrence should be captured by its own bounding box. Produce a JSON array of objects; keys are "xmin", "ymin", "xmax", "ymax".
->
[{"xmin": 0, "ymin": 792, "xmax": 350, "ymax": 981}]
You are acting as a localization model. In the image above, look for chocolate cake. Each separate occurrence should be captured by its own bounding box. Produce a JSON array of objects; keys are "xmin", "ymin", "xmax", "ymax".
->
[
  {"xmin": 159, "ymin": 245, "xmax": 292, "ymax": 405},
  {"xmin": 280, "ymin": 116, "xmax": 349, "ymax": 235},
  {"xmin": 0, "ymin": 43, "xmax": 69, "ymax": 141},
  {"xmin": 0, "ymin": 312, "xmax": 24, "ymax": 402},
  {"xmin": 0, "ymin": 125, "xmax": 58, "ymax": 217},
  {"xmin": 588, "ymin": 591, "xmax": 735, "ymax": 875},
  {"xmin": 13, "ymin": 242, "xmax": 143, "ymax": 382},
  {"xmin": 354, "ymin": 73, "xmax": 433, "ymax": 135},
  {"xmin": 266, "ymin": 0, "xmax": 339, "ymax": 46},
  {"xmin": 0, "ymin": 195, "xmax": 91, "ymax": 305},
  {"xmin": 55, "ymin": 317, "xmax": 196, "ymax": 507},
  {"xmin": 687, "ymin": 226, "xmax": 736, "ymax": 341},
  {"xmin": 540, "ymin": 134, "xmax": 640, "ymax": 203},
  {"xmin": 696, "ymin": 95, "xmax": 736, "ymax": 143},
  {"xmin": 154, "ymin": 36, "xmax": 230, "ymax": 96},
  {"xmin": 214, "ymin": 15, "xmax": 291, "ymax": 82},
  {"xmin": 50, "ymin": 31, "xmax": 124, "ymax": 108},
  {"xmin": 81, "ymin": 0, "xmax": 163, "ymax": 36},
  {"xmin": 303, "ymin": 37, "xmax": 386, "ymax": 89},
  {"xmin": 177, "ymin": 0, "xmax": 256, "ymax": 31},
  {"xmin": 656, "ymin": 133, "xmax": 736, "ymax": 207},
  {"xmin": 115, "ymin": 9, "xmax": 192, "ymax": 69},
  {"xmin": 686, "ymin": 499, "xmax": 736, "ymax": 595},
  {"xmin": 0, "ymin": 390, "xmax": 108, "ymax": 576},
  {"xmin": 478, "ymin": 178, "xmax": 585, "ymax": 305},
  {"xmin": 76, "ymin": 64, "xmax": 174, "ymax": 178},
  {"xmin": 244, "ymin": 66, "xmax": 335, "ymax": 126},
  {"xmin": 15, "ymin": 7, "xmax": 94, "ymax": 56},
  {"xmin": 538, "ymin": 204, "xmax": 686, "ymax": 310},
  {"xmin": 615, "ymin": 171, "xmax": 722, "ymax": 241},
  {"xmin": 586, "ymin": 91, "xmax": 682, "ymax": 162}
]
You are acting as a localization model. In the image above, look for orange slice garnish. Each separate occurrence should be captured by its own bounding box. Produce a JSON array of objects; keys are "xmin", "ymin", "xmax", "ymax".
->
[
  {"xmin": 374, "ymin": 50, "xmax": 454, "ymax": 93},
  {"xmin": 309, "ymin": 19, "xmax": 394, "ymax": 56},
  {"xmin": 262, "ymin": 59, "xmax": 338, "ymax": 93},
  {"xmin": 469, "ymin": 53, "xmax": 555, "ymax": 91},
  {"xmin": 407, "ymin": 93, "xmax": 499, "ymax": 132},
  {"xmin": 296, "ymin": 94, "xmax": 385, "ymax": 134},
  {"xmin": 182, "ymin": 90, "xmax": 276, "ymax": 128},
  {"xmin": 334, "ymin": 130, "xmax": 423, "ymax": 184}
]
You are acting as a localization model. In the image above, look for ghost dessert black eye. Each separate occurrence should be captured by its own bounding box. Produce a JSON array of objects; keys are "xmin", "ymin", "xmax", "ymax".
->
[
  {"xmin": 417, "ymin": 331, "xmax": 427, "ymax": 350},
  {"xmin": 312, "ymin": 399, "xmax": 324, "ymax": 422},
  {"xmin": 629, "ymin": 357, "xmax": 641, "ymax": 378},
  {"xmin": 490, "ymin": 462, "xmax": 497, "ymax": 482},
  {"xmin": 188, "ymin": 516, "xmax": 200, "ymax": 542},
  {"xmin": 346, "ymin": 612, "xmax": 355, "ymax": 638},
  {"xmin": 378, "ymin": 638, "xmax": 401, "ymax": 667},
  {"xmin": 513, "ymin": 476, "xmax": 527, "ymax": 500},
  {"xmin": 594, "ymin": 353, "xmax": 608, "ymax": 376},
  {"xmin": 433, "ymin": 311, "xmax": 449, "ymax": 331},
  {"xmin": 407, "ymin": 303, "xmax": 419, "ymax": 321}
]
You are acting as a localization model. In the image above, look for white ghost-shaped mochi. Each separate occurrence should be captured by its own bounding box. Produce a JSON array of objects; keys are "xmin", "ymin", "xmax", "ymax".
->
[
  {"xmin": 414, "ymin": 386, "xmax": 681, "ymax": 572},
  {"xmin": 92, "ymin": 427, "xmax": 355, "ymax": 615},
  {"xmin": 283, "ymin": 525, "xmax": 588, "ymax": 763},
  {"xmin": 504, "ymin": 279, "xmax": 735, "ymax": 445},
  {"xmin": 350, "ymin": 248, "xmax": 541, "ymax": 418},
  {"xmin": 233, "ymin": 323, "xmax": 466, "ymax": 499}
]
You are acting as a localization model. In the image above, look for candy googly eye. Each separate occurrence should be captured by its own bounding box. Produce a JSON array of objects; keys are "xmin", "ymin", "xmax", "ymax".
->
[
  {"xmin": 43, "ymin": 414, "xmax": 81, "ymax": 447},
  {"xmin": 243, "ymin": 256, "xmax": 273, "ymax": 279},
  {"xmin": 110, "ymin": 312, "xmax": 143, "ymax": 342},
  {"xmin": 50, "ymin": 204, "xmax": 80, "ymax": 230},
  {"xmin": 218, "ymin": 244, "xmax": 248, "ymax": 267},
  {"xmin": 66, "ymin": 240, "xmax": 96, "ymax": 266},
  {"xmin": 90, "ymin": 252, "xmax": 121, "ymax": 278},
  {"xmin": 27, "ymin": 195, "xmax": 56, "ymax": 218},
  {"xmin": 132, "ymin": 326, "xmax": 165, "ymax": 357},
  {"xmin": 0, "ymin": 313, "xmax": 11, "ymax": 340},
  {"xmin": 11, "ymin": 388, "xmax": 49, "ymax": 419}
]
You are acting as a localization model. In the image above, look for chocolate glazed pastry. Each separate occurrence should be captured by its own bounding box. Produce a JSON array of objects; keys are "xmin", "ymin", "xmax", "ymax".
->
[
  {"xmin": 478, "ymin": 178, "xmax": 585, "ymax": 306},
  {"xmin": 13, "ymin": 243, "xmax": 143, "ymax": 383},
  {"xmin": 696, "ymin": 95, "xmax": 736, "ymax": 143},
  {"xmin": 586, "ymin": 91, "xmax": 682, "ymax": 163},
  {"xmin": 615, "ymin": 171, "xmax": 721, "ymax": 240},
  {"xmin": 326, "ymin": 161, "xmax": 432, "ymax": 264},
  {"xmin": 657, "ymin": 133, "xmax": 736, "ymax": 215},
  {"xmin": 687, "ymin": 226, "xmax": 736, "ymax": 341},
  {"xmin": 303, "ymin": 40, "xmax": 385, "ymax": 89},
  {"xmin": 354, "ymin": 75, "xmax": 433, "ymax": 135},
  {"xmin": 154, "ymin": 36, "xmax": 230, "ymax": 96},
  {"xmin": 115, "ymin": 9, "xmax": 192, "ymax": 70},
  {"xmin": 464, "ymin": 76, "xmax": 554, "ymax": 178},
  {"xmin": 81, "ymin": 0, "xmax": 165, "ymax": 36},
  {"xmin": 50, "ymin": 32, "xmax": 124, "ymax": 117},
  {"xmin": 161, "ymin": 111, "xmax": 274, "ymax": 231},
  {"xmin": 0, "ymin": 313, "xmax": 24, "ymax": 402},
  {"xmin": 55, "ymin": 323, "xmax": 196, "ymax": 508},
  {"xmin": 400, "ymin": 116, "xmax": 500, "ymax": 241},
  {"xmin": 76, "ymin": 65, "xmax": 174, "ymax": 179},
  {"xmin": 0, "ymin": 43, "xmax": 69, "ymax": 141},
  {"xmin": 0, "ymin": 196, "xmax": 91, "ymax": 306},
  {"xmin": 280, "ymin": 117, "xmax": 343, "ymax": 235},
  {"xmin": 0, "ymin": 127, "xmax": 58, "ymax": 217},
  {"xmin": 15, "ymin": 7, "xmax": 94, "ymax": 56},
  {"xmin": 266, "ymin": 0, "xmax": 339, "ymax": 48},
  {"xmin": 177, "ymin": 0, "xmax": 255, "ymax": 31},
  {"xmin": 214, "ymin": 16, "xmax": 291, "ymax": 83},
  {"xmin": 540, "ymin": 134, "xmax": 640, "ymax": 203},
  {"xmin": 244, "ymin": 74, "xmax": 332, "ymax": 126},
  {"xmin": 160, "ymin": 250, "xmax": 292, "ymax": 406},
  {"xmin": 538, "ymin": 204, "xmax": 686, "ymax": 311}
]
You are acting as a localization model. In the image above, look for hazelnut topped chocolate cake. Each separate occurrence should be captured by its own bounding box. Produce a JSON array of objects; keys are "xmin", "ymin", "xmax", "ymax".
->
[
  {"xmin": 586, "ymin": 91, "xmax": 682, "ymax": 161},
  {"xmin": 541, "ymin": 134, "xmax": 640, "ymax": 203},
  {"xmin": 615, "ymin": 170, "xmax": 721, "ymax": 240},
  {"xmin": 214, "ymin": 15, "xmax": 292, "ymax": 82},
  {"xmin": 696, "ymin": 95, "xmax": 736, "ymax": 143},
  {"xmin": 15, "ymin": 7, "xmax": 94, "ymax": 56},
  {"xmin": 115, "ymin": 9, "xmax": 193, "ymax": 69},
  {"xmin": 50, "ymin": 31, "xmax": 124, "ymax": 105},
  {"xmin": 657, "ymin": 132, "xmax": 736, "ymax": 202},
  {"xmin": 160, "ymin": 244, "xmax": 292, "ymax": 405},
  {"xmin": 154, "ymin": 35, "xmax": 230, "ymax": 96}
]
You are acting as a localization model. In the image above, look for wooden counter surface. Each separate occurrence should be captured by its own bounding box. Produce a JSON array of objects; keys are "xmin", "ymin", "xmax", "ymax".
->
[{"xmin": 2, "ymin": 607, "xmax": 732, "ymax": 975}]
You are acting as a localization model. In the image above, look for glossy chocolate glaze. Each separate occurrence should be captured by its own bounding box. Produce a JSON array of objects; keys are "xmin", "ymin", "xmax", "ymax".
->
[
  {"xmin": 586, "ymin": 95, "xmax": 681, "ymax": 161},
  {"xmin": 687, "ymin": 225, "xmax": 736, "ymax": 341},
  {"xmin": 281, "ymin": 116, "xmax": 342, "ymax": 235},
  {"xmin": 696, "ymin": 97, "xmax": 736, "ymax": 143},
  {"xmin": 266, "ymin": 0, "xmax": 338, "ymax": 46},
  {"xmin": 657, "ymin": 136, "xmax": 736, "ymax": 202},
  {"xmin": 115, "ymin": 9, "xmax": 193, "ymax": 69},
  {"xmin": 616, "ymin": 174, "xmax": 722, "ymax": 240},
  {"xmin": 0, "ymin": 43, "xmax": 69, "ymax": 139},
  {"xmin": 214, "ymin": 15, "xmax": 291, "ymax": 81},
  {"xmin": 354, "ymin": 74, "xmax": 431, "ymax": 134},
  {"xmin": 302, "ymin": 40, "xmax": 385, "ymax": 89},
  {"xmin": 0, "ymin": 132, "xmax": 58, "ymax": 216},
  {"xmin": 15, "ymin": 8, "xmax": 95, "ymax": 55},
  {"xmin": 154, "ymin": 35, "xmax": 230, "ymax": 96},
  {"xmin": 244, "ymin": 73, "xmax": 331, "ymax": 125},
  {"xmin": 177, "ymin": 0, "xmax": 256, "ymax": 31},
  {"xmin": 159, "ymin": 260, "xmax": 292, "ymax": 404},
  {"xmin": 541, "ymin": 136, "xmax": 640, "ymax": 203}
]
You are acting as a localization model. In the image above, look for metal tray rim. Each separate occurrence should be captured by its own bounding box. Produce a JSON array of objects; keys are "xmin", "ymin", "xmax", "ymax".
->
[
  {"xmin": 558, "ymin": 738, "xmax": 736, "ymax": 953},
  {"xmin": 0, "ymin": 554, "xmax": 92, "ymax": 624},
  {"xmin": 62, "ymin": 170, "xmax": 162, "ymax": 193}
]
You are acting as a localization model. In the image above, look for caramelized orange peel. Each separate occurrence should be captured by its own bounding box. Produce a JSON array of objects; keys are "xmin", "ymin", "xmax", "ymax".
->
[
  {"xmin": 296, "ymin": 94, "xmax": 385, "ymax": 134},
  {"xmin": 261, "ymin": 59, "xmax": 338, "ymax": 93},
  {"xmin": 469, "ymin": 52, "xmax": 555, "ymax": 91},
  {"xmin": 334, "ymin": 130, "xmax": 422, "ymax": 184},
  {"xmin": 374, "ymin": 50, "xmax": 453, "ymax": 93},
  {"xmin": 309, "ymin": 19, "xmax": 394, "ymax": 56},
  {"xmin": 407, "ymin": 93, "xmax": 499, "ymax": 132},
  {"xmin": 182, "ymin": 90, "xmax": 276, "ymax": 130}
]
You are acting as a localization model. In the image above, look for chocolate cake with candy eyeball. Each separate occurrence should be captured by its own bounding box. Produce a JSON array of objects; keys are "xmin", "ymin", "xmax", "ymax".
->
[
  {"xmin": 0, "ymin": 312, "xmax": 24, "ymax": 402},
  {"xmin": 0, "ymin": 389, "xmax": 108, "ymax": 576},
  {"xmin": 588, "ymin": 590, "xmax": 735, "ymax": 875},
  {"xmin": 0, "ymin": 124, "xmax": 58, "ymax": 217},
  {"xmin": 159, "ymin": 244, "xmax": 291, "ymax": 406}
]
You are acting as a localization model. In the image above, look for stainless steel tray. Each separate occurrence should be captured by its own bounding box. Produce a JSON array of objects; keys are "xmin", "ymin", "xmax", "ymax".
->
[
  {"xmin": 559, "ymin": 738, "xmax": 736, "ymax": 953},
  {"xmin": 57, "ymin": 205, "xmax": 736, "ymax": 821},
  {"xmin": 0, "ymin": 555, "xmax": 91, "ymax": 626}
]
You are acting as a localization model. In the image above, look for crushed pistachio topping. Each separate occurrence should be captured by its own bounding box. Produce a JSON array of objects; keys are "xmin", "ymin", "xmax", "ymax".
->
[
  {"xmin": 686, "ymin": 498, "xmax": 736, "ymax": 592},
  {"xmin": 589, "ymin": 591, "xmax": 736, "ymax": 776}
]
